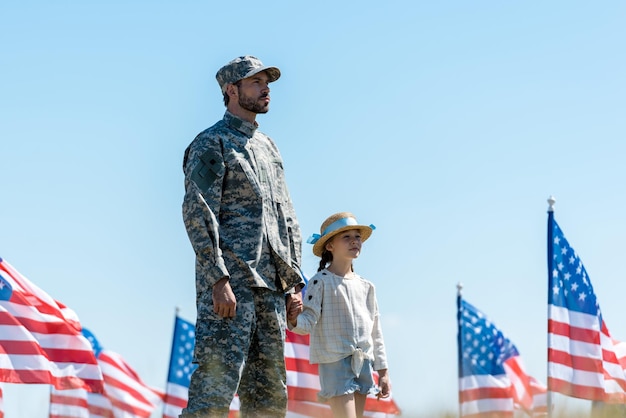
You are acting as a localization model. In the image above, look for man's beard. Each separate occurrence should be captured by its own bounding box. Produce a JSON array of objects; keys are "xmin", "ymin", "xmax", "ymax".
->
[{"xmin": 238, "ymin": 91, "xmax": 269, "ymax": 114}]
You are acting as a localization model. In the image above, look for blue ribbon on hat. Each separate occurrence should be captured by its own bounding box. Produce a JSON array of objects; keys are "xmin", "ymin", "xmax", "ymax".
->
[
  {"xmin": 306, "ymin": 217, "xmax": 376, "ymax": 244},
  {"xmin": 306, "ymin": 234, "xmax": 322, "ymax": 245}
]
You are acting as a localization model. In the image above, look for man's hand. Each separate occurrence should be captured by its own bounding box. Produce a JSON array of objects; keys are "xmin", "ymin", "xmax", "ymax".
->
[
  {"xmin": 212, "ymin": 277, "xmax": 236, "ymax": 318},
  {"xmin": 286, "ymin": 289, "xmax": 303, "ymax": 325}
]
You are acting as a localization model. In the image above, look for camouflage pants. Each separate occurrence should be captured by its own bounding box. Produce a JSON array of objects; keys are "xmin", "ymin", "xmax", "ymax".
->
[{"xmin": 180, "ymin": 286, "xmax": 288, "ymax": 418}]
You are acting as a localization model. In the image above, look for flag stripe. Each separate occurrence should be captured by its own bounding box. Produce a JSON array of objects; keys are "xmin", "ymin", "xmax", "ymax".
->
[
  {"xmin": 549, "ymin": 319, "xmax": 600, "ymax": 344},
  {"xmin": 50, "ymin": 387, "xmax": 92, "ymax": 418},
  {"xmin": 98, "ymin": 350, "xmax": 164, "ymax": 417},
  {"xmin": 285, "ymin": 356, "xmax": 318, "ymax": 375}
]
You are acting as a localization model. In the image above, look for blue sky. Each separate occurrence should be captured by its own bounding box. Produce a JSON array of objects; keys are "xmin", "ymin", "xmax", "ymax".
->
[{"xmin": 1, "ymin": 1, "xmax": 626, "ymax": 416}]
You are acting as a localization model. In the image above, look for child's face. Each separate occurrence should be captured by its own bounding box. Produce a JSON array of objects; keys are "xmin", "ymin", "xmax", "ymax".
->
[{"xmin": 325, "ymin": 229, "xmax": 362, "ymax": 260}]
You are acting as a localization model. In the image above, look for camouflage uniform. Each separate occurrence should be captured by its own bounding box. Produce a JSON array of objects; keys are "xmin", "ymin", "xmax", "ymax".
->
[{"xmin": 180, "ymin": 91, "xmax": 303, "ymax": 417}]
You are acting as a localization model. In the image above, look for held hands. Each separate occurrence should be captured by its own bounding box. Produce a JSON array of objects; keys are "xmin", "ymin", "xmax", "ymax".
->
[
  {"xmin": 286, "ymin": 290, "xmax": 303, "ymax": 326},
  {"xmin": 213, "ymin": 277, "xmax": 236, "ymax": 318}
]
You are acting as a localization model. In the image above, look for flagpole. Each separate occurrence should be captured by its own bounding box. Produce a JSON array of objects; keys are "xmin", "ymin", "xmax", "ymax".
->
[
  {"xmin": 546, "ymin": 196, "xmax": 556, "ymax": 418},
  {"xmin": 457, "ymin": 282, "xmax": 463, "ymax": 418}
]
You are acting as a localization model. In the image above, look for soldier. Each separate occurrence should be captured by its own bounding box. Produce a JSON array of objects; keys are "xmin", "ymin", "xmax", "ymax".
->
[{"xmin": 180, "ymin": 55, "xmax": 304, "ymax": 418}]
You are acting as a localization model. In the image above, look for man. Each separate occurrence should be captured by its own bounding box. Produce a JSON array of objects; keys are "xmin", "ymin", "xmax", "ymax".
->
[{"xmin": 180, "ymin": 55, "xmax": 304, "ymax": 417}]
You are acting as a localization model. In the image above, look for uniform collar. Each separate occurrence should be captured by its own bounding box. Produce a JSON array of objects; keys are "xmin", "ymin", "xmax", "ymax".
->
[{"xmin": 224, "ymin": 111, "xmax": 258, "ymax": 138}]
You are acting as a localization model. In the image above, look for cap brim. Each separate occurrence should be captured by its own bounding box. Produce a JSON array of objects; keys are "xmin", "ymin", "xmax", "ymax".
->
[{"xmin": 244, "ymin": 66, "xmax": 281, "ymax": 83}]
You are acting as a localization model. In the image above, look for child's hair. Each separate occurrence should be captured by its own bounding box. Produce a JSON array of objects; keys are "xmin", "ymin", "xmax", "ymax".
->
[{"xmin": 317, "ymin": 250, "xmax": 333, "ymax": 272}]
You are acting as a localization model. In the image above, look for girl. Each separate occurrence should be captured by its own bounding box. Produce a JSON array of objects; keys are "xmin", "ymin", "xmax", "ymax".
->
[{"xmin": 288, "ymin": 212, "xmax": 390, "ymax": 418}]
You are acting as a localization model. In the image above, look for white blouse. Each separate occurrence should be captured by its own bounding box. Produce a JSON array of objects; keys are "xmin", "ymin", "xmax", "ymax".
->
[{"xmin": 289, "ymin": 269, "xmax": 388, "ymax": 371}]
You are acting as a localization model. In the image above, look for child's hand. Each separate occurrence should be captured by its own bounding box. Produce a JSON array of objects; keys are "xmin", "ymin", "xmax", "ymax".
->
[{"xmin": 376, "ymin": 370, "xmax": 390, "ymax": 399}]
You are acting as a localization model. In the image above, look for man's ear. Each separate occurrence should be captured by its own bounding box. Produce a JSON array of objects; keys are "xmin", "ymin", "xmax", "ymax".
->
[{"xmin": 226, "ymin": 83, "xmax": 238, "ymax": 97}]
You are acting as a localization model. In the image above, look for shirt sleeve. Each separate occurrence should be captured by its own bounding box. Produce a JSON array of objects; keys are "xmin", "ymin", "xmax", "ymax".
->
[
  {"xmin": 369, "ymin": 284, "xmax": 388, "ymax": 371},
  {"xmin": 289, "ymin": 276, "xmax": 323, "ymax": 334},
  {"xmin": 182, "ymin": 135, "xmax": 229, "ymax": 289}
]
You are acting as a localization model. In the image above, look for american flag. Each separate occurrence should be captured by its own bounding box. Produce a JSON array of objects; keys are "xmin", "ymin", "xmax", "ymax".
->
[
  {"xmin": 458, "ymin": 296, "xmax": 547, "ymax": 417},
  {"xmin": 162, "ymin": 315, "xmax": 197, "ymax": 418},
  {"xmin": 163, "ymin": 315, "xmax": 401, "ymax": 417},
  {"xmin": 162, "ymin": 315, "xmax": 239, "ymax": 418},
  {"xmin": 548, "ymin": 211, "xmax": 626, "ymax": 402},
  {"xmin": 0, "ymin": 258, "xmax": 103, "ymax": 392},
  {"xmin": 50, "ymin": 328, "xmax": 165, "ymax": 418}
]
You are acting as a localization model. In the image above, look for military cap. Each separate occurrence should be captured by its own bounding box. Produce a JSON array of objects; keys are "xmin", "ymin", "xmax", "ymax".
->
[{"xmin": 216, "ymin": 55, "xmax": 281, "ymax": 93}]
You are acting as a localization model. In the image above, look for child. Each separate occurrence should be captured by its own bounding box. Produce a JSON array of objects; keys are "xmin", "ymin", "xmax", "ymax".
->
[{"xmin": 288, "ymin": 212, "xmax": 390, "ymax": 418}]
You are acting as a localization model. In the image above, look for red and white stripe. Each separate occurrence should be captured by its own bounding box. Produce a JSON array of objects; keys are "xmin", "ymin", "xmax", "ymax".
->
[
  {"xmin": 548, "ymin": 305, "xmax": 626, "ymax": 402},
  {"xmin": 51, "ymin": 349, "xmax": 165, "ymax": 417},
  {"xmin": 98, "ymin": 350, "xmax": 164, "ymax": 417},
  {"xmin": 162, "ymin": 380, "xmax": 189, "ymax": 418},
  {"xmin": 459, "ymin": 358, "xmax": 547, "ymax": 417},
  {"xmin": 504, "ymin": 356, "xmax": 547, "ymax": 415},
  {"xmin": 0, "ymin": 259, "xmax": 103, "ymax": 392},
  {"xmin": 459, "ymin": 373, "xmax": 515, "ymax": 417},
  {"xmin": 50, "ymin": 387, "xmax": 116, "ymax": 418}
]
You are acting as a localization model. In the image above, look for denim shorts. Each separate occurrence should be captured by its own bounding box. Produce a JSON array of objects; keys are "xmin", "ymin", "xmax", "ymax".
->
[{"xmin": 317, "ymin": 356, "xmax": 376, "ymax": 402}]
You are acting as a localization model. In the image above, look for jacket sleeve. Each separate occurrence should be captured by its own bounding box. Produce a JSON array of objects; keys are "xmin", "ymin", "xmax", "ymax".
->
[{"xmin": 182, "ymin": 135, "xmax": 229, "ymax": 290}]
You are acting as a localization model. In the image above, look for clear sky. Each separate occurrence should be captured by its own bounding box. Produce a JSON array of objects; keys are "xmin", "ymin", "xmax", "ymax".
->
[{"xmin": 1, "ymin": 1, "xmax": 626, "ymax": 417}]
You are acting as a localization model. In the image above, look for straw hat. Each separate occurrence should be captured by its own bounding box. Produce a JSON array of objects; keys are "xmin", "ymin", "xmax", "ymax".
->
[{"xmin": 307, "ymin": 212, "xmax": 375, "ymax": 257}]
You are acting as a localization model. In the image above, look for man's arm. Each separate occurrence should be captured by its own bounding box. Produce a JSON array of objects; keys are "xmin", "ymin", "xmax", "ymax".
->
[{"xmin": 182, "ymin": 138, "xmax": 231, "ymax": 293}]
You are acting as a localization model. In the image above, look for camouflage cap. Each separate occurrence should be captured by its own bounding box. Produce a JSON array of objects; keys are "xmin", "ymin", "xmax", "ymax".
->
[{"xmin": 216, "ymin": 55, "xmax": 281, "ymax": 93}]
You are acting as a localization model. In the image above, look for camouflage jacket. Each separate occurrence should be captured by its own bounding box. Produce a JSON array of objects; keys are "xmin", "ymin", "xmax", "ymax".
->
[{"xmin": 182, "ymin": 111, "xmax": 303, "ymax": 294}]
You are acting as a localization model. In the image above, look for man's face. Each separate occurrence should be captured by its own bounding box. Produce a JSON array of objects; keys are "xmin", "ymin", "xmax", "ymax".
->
[{"xmin": 236, "ymin": 72, "xmax": 271, "ymax": 114}]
